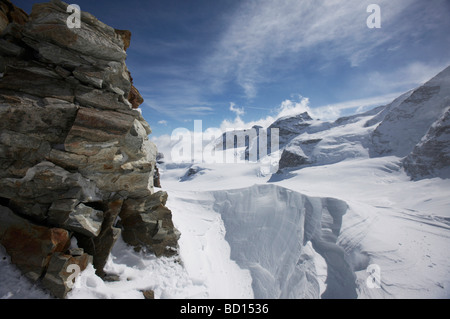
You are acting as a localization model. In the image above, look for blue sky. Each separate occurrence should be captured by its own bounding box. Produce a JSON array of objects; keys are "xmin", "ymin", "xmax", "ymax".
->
[{"xmin": 15, "ymin": 0, "xmax": 450, "ymax": 137}]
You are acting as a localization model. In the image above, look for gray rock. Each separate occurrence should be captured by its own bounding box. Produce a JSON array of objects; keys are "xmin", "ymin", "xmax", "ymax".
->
[
  {"xmin": 0, "ymin": 95, "xmax": 78, "ymax": 144},
  {"xmin": 62, "ymin": 107, "xmax": 157, "ymax": 197},
  {"xmin": 75, "ymin": 199, "xmax": 123, "ymax": 277},
  {"xmin": 0, "ymin": 205, "xmax": 71, "ymax": 282},
  {"xmin": 41, "ymin": 252, "xmax": 93, "ymax": 299},
  {"xmin": 74, "ymin": 86, "xmax": 130, "ymax": 111},
  {"xmin": 0, "ymin": 66, "xmax": 75, "ymax": 102},
  {"xmin": 66, "ymin": 203, "xmax": 104, "ymax": 237},
  {"xmin": 119, "ymin": 191, "xmax": 180, "ymax": 257},
  {"xmin": 278, "ymin": 146, "xmax": 310, "ymax": 170},
  {"xmin": 0, "ymin": 161, "xmax": 103, "ymax": 221},
  {"xmin": 46, "ymin": 149, "xmax": 88, "ymax": 171},
  {"xmin": 49, "ymin": 200, "xmax": 104, "ymax": 237},
  {"xmin": 0, "ymin": 39, "xmax": 24, "ymax": 56},
  {"xmin": 403, "ymin": 108, "xmax": 450, "ymax": 180},
  {"xmin": 73, "ymin": 67, "xmax": 104, "ymax": 89},
  {"xmin": 23, "ymin": 1, "xmax": 126, "ymax": 63},
  {"xmin": 64, "ymin": 107, "xmax": 135, "ymax": 155},
  {"xmin": 268, "ymin": 112, "xmax": 313, "ymax": 148},
  {"xmin": 370, "ymin": 66, "xmax": 450, "ymax": 157},
  {"xmin": 48, "ymin": 199, "xmax": 80, "ymax": 224}
]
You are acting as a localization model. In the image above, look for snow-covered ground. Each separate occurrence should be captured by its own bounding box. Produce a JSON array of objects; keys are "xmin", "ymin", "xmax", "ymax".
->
[
  {"xmin": 1, "ymin": 150, "xmax": 449, "ymax": 299},
  {"xmin": 156, "ymin": 153, "xmax": 450, "ymax": 299},
  {"xmin": 72, "ymin": 153, "xmax": 450, "ymax": 299}
]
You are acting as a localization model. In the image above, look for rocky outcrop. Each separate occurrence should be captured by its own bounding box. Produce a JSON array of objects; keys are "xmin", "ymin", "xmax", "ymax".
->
[
  {"xmin": 370, "ymin": 66, "xmax": 450, "ymax": 157},
  {"xmin": 0, "ymin": 0, "xmax": 28, "ymax": 34},
  {"xmin": 119, "ymin": 191, "xmax": 180, "ymax": 257},
  {"xmin": 0, "ymin": 0, "xmax": 179, "ymax": 298},
  {"xmin": 269, "ymin": 66, "xmax": 450, "ymax": 175},
  {"xmin": 403, "ymin": 108, "xmax": 450, "ymax": 180},
  {"xmin": 277, "ymin": 138, "xmax": 318, "ymax": 170},
  {"xmin": 268, "ymin": 112, "xmax": 313, "ymax": 148}
]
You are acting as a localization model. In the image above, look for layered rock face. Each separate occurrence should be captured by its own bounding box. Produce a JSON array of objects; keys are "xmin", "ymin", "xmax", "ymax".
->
[
  {"xmin": 370, "ymin": 66, "xmax": 450, "ymax": 158},
  {"xmin": 403, "ymin": 108, "xmax": 450, "ymax": 180},
  {"xmin": 0, "ymin": 0, "xmax": 179, "ymax": 298}
]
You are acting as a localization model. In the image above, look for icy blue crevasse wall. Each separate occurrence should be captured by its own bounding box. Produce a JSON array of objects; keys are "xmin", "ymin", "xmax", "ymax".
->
[{"xmin": 212, "ymin": 184, "xmax": 356, "ymax": 299}]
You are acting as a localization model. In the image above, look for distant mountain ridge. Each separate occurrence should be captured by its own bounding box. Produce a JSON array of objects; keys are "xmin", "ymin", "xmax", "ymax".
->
[
  {"xmin": 214, "ymin": 65, "xmax": 450, "ymax": 180},
  {"xmin": 276, "ymin": 65, "xmax": 450, "ymax": 179}
]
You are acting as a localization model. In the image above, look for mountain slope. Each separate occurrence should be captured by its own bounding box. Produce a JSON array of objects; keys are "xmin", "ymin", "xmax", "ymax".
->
[
  {"xmin": 403, "ymin": 107, "xmax": 450, "ymax": 180},
  {"xmin": 370, "ymin": 66, "xmax": 450, "ymax": 157},
  {"xmin": 273, "ymin": 66, "xmax": 450, "ymax": 177}
]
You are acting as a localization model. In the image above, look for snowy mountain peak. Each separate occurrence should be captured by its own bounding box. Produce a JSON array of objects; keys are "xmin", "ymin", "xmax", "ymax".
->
[
  {"xmin": 273, "ymin": 65, "xmax": 450, "ymax": 179},
  {"xmin": 268, "ymin": 112, "xmax": 314, "ymax": 147},
  {"xmin": 269, "ymin": 111, "xmax": 313, "ymax": 131}
]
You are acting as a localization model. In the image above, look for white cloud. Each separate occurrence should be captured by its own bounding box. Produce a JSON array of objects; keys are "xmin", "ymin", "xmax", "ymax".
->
[
  {"xmin": 229, "ymin": 102, "xmax": 245, "ymax": 117},
  {"xmin": 219, "ymin": 97, "xmax": 311, "ymax": 131},
  {"xmin": 150, "ymin": 134, "xmax": 173, "ymax": 161},
  {"xmin": 218, "ymin": 91, "xmax": 405, "ymax": 130},
  {"xmin": 158, "ymin": 120, "xmax": 168, "ymax": 126},
  {"xmin": 312, "ymin": 92, "xmax": 402, "ymax": 120},
  {"xmin": 151, "ymin": 90, "xmax": 408, "ymax": 162},
  {"xmin": 144, "ymin": 99, "xmax": 214, "ymax": 120},
  {"xmin": 364, "ymin": 61, "xmax": 450, "ymax": 94},
  {"xmin": 186, "ymin": 106, "xmax": 214, "ymax": 113},
  {"xmin": 276, "ymin": 97, "xmax": 312, "ymax": 119}
]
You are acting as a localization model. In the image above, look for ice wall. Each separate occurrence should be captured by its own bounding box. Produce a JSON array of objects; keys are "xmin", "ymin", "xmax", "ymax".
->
[{"xmin": 211, "ymin": 184, "xmax": 356, "ymax": 299}]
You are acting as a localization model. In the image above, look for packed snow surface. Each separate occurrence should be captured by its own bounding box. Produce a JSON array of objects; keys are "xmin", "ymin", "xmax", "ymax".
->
[
  {"xmin": 3, "ymin": 154, "xmax": 448, "ymax": 299},
  {"xmin": 2, "ymin": 78, "xmax": 450, "ymax": 298}
]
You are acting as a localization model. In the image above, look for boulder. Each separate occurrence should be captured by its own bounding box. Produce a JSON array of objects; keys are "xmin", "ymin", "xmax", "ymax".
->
[
  {"xmin": 0, "ymin": 66, "xmax": 75, "ymax": 102},
  {"xmin": 142, "ymin": 289, "xmax": 155, "ymax": 299},
  {"xmin": 0, "ymin": 205, "xmax": 71, "ymax": 281},
  {"xmin": 63, "ymin": 108, "xmax": 157, "ymax": 197},
  {"xmin": 41, "ymin": 251, "xmax": 92, "ymax": 298},
  {"xmin": 75, "ymin": 199, "xmax": 123, "ymax": 277},
  {"xmin": 120, "ymin": 191, "xmax": 180, "ymax": 257},
  {"xmin": 64, "ymin": 107, "xmax": 136, "ymax": 156},
  {"xmin": 0, "ymin": 161, "xmax": 103, "ymax": 221},
  {"xmin": 25, "ymin": 1, "xmax": 126, "ymax": 63},
  {"xmin": 278, "ymin": 147, "xmax": 309, "ymax": 170},
  {"xmin": 49, "ymin": 202, "xmax": 104, "ymax": 237}
]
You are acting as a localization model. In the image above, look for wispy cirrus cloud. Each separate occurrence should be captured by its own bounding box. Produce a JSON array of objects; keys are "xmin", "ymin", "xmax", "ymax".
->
[
  {"xmin": 363, "ymin": 62, "xmax": 450, "ymax": 94},
  {"xmin": 131, "ymin": 0, "xmax": 449, "ymax": 132},
  {"xmin": 201, "ymin": 0, "xmax": 433, "ymax": 99}
]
